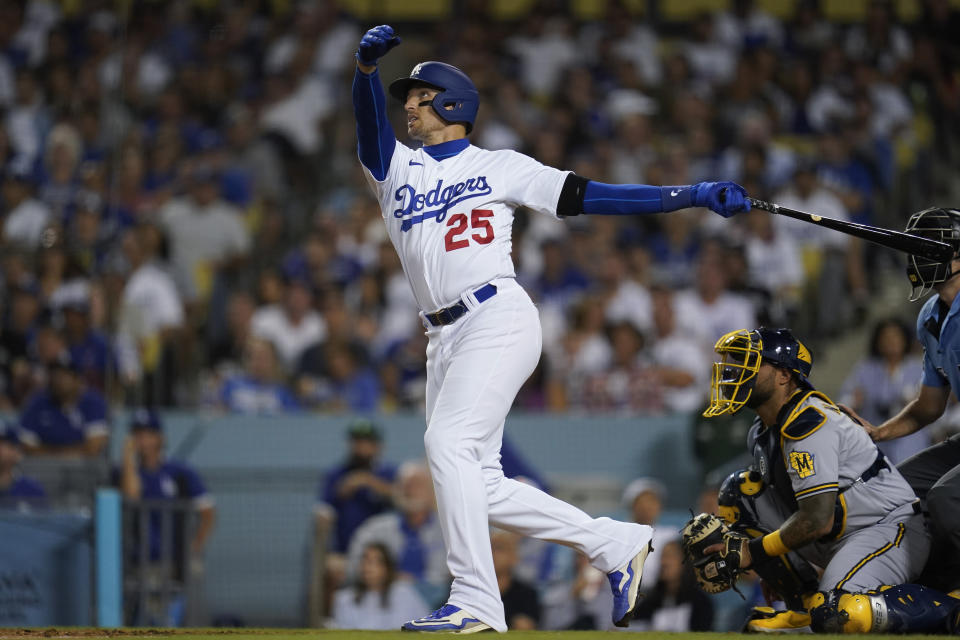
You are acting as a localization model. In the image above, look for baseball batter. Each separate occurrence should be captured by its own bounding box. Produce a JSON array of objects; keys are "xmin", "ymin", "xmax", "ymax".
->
[
  {"xmin": 701, "ymin": 327, "xmax": 930, "ymax": 632},
  {"xmin": 352, "ymin": 25, "xmax": 750, "ymax": 632}
]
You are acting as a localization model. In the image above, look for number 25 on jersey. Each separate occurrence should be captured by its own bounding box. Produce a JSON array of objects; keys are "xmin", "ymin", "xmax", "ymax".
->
[{"xmin": 445, "ymin": 209, "xmax": 494, "ymax": 252}]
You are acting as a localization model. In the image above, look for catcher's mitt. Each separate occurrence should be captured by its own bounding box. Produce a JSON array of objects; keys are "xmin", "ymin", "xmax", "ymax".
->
[{"xmin": 680, "ymin": 512, "xmax": 750, "ymax": 596}]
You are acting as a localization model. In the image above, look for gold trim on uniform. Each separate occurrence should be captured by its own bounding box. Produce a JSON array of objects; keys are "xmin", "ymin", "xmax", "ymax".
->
[
  {"xmin": 794, "ymin": 482, "xmax": 839, "ymax": 498},
  {"xmin": 835, "ymin": 523, "xmax": 906, "ymax": 590}
]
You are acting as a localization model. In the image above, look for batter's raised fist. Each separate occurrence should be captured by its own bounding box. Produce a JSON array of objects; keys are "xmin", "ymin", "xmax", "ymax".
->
[{"xmin": 357, "ymin": 25, "xmax": 400, "ymax": 66}]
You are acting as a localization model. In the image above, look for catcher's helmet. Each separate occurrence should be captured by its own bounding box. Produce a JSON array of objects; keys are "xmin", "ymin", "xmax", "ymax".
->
[
  {"xmin": 904, "ymin": 207, "xmax": 960, "ymax": 301},
  {"xmin": 388, "ymin": 61, "xmax": 479, "ymax": 133},
  {"xmin": 704, "ymin": 327, "xmax": 813, "ymax": 417}
]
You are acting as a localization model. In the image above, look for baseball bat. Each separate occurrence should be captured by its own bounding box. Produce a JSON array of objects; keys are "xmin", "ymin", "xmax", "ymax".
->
[{"xmin": 747, "ymin": 197, "xmax": 955, "ymax": 262}]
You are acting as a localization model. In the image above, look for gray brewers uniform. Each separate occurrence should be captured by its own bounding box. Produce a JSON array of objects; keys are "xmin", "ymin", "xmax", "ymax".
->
[{"xmin": 749, "ymin": 390, "xmax": 930, "ymax": 591}]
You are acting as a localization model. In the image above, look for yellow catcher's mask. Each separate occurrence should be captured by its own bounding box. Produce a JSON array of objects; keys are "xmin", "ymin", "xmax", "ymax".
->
[{"xmin": 703, "ymin": 327, "xmax": 813, "ymax": 417}]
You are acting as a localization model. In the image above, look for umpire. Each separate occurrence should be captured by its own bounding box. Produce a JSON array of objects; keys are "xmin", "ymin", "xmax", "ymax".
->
[{"xmin": 846, "ymin": 207, "xmax": 960, "ymax": 590}]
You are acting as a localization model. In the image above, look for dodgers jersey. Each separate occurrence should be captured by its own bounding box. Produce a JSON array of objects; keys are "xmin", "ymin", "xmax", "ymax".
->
[
  {"xmin": 362, "ymin": 139, "xmax": 569, "ymax": 312},
  {"xmin": 749, "ymin": 390, "xmax": 918, "ymax": 546}
]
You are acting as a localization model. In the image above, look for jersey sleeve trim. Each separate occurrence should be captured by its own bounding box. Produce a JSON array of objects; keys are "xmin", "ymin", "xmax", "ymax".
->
[{"xmin": 794, "ymin": 482, "xmax": 839, "ymax": 498}]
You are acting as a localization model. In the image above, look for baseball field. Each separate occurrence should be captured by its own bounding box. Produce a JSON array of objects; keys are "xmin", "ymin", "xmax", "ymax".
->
[{"xmin": 0, "ymin": 630, "xmax": 946, "ymax": 639}]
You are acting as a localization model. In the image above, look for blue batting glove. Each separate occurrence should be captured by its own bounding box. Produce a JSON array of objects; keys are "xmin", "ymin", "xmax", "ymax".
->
[
  {"xmin": 356, "ymin": 25, "xmax": 401, "ymax": 66},
  {"xmin": 692, "ymin": 181, "xmax": 751, "ymax": 218}
]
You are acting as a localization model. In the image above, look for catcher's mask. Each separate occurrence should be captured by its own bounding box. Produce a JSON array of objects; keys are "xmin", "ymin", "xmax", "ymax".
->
[
  {"xmin": 904, "ymin": 207, "xmax": 960, "ymax": 301},
  {"xmin": 704, "ymin": 327, "xmax": 813, "ymax": 417}
]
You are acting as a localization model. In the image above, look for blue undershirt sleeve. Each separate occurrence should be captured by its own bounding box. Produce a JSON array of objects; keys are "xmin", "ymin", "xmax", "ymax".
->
[
  {"xmin": 352, "ymin": 66, "xmax": 396, "ymax": 181},
  {"xmin": 582, "ymin": 181, "xmax": 696, "ymax": 215}
]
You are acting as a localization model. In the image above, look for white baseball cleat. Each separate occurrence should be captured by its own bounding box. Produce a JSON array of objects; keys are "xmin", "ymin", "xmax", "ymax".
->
[
  {"xmin": 401, "ymin": 604, "xmax": 493, "ymax": 633},
  {"xmin": 608, "ymin": 539, "xmax": 653, "ymax": 627}
]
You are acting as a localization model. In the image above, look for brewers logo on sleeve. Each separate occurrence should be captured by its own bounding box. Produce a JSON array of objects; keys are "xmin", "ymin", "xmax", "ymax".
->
[{"xmin": 790, "ymin": 451, "xmax": 816, "ymax": 479}]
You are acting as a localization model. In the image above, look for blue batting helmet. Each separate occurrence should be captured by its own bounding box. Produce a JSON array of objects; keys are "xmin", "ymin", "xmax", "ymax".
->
[{"xmin": 388, "ymin": 61, "xmax": 479, "ymax": 133}]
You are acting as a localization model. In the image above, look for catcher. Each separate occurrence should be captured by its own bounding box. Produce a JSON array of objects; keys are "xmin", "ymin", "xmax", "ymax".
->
[{"xmin": 685, "ymin": 327, "xmax": 931, "ymax": 632}]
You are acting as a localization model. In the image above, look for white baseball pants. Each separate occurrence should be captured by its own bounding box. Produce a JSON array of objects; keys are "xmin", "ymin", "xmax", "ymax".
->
[{"xmin": 423, "ymin": 279, "xmax": 653, "ymax": 632}]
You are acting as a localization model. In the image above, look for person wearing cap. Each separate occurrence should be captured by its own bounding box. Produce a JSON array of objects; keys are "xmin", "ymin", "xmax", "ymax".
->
[
  {"xmin": 1, "ymin": 156, "xmax": 52, "ymax": 249},
  {"xmin": 118, "ymin": 409, "xmax": 215, "ymax": 558},
  {"xmin": 17, "ymin": 351, "xmax": 109, "ymax": 456},
  {"xmin": 61, "ymin": 288, "xmax": 111, "ymax": 392},
  {"xmin": 0, "ymin": 423, "xmax": 46, "ymax": 507},
  {"xmin": 622, "ymin": 477, "xmax": 677, "ymax": 591},
  {"xmin": 117, "ymin": 409, "xmax": 215, "ymax": 626},
  {"xmin": 318, "ymin": 419, "xmax": 397, "ymax": 554}
]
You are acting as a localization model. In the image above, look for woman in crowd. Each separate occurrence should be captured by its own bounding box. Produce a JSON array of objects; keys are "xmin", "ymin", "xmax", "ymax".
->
[{"xmin": 331, "ymin": 542, "xmax": 427, "ymax": 630}]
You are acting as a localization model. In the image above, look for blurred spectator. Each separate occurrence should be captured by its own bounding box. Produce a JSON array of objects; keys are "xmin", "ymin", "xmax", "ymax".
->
[
  {"xmin": 622, "ymin": 477, "xmax": 674, "ymax": 589},
  {"xmin": 545, "ymin": 297, "xmax": 612, "ymax": 410},
  {"xmin": 18, "ymin": 352, "xmax": 109, "ymax": 456},
  {"xmin": 648, "ymin": 288, "xmax": 710, "ymax": 413},
  {"xmin": 118, "ymin": 409, "xmax": 215, "ymax": 558},
  {"xmin": 714, "ymin": 0, "xmax": 784, "ymax": 51},
  {"xmin": 251, "ymin": 276, "xmax": 325, "ymax": 371},
  {"xmin": 541, "ymin": 552, "xmax": 613, "ymax": 630},
  {"xmin": 742, "ymin": 207, "xmax": 803, "ymax": 313},
  {"xmin": 117, "ymin": 224, "xmax": 184, "ymax": 404},
  {"xmin": 61, "ymin": 290, "xmax": 112, "ymax": 392},
  {"xmin": 346, "ymin": 461, "xmax": 448, "ymax": 607},
  {"xmin": 675, "ymin": 257, "xmax": 757, "ymax": 347},
  {"xmin": 773, "ymin": 160, "xmax": 867, "ymax": 335},
  {"xmin": 632, "ymin": 539, "xmax": 714, "ymax": 631},
  {"xmin": 0, "ymin": 423, "xmax": 45, "ymax": 508},
  {"xmin": 318, "ymin": 420, "xmax": 397, "ymax": 554},
  {"xmin": 844, "ymin": 0, "xmax": 911, "ymax": 78},
  {"xmin": 219, "ymin": 337, "xmax": 298, "ymax": 414},
  {"xmin": 648, "ymin": 212, "xmax": 701, "ymax": 289},
  {"xmin": 2, "ymin": 156, "xmax": 51, "ymax": 249},
  {"xmin": 158, "ymin": 163, "xmax": 250, "ymax": 303},
  {"xmin": 840, "ymin": 318, "xmax": 929, "ymax": 464},
  {"xmin": 298, "ymin": 341, "xmax": 380, "ymax": 412},
  {"xmin": 491, "ymin": 529, "xmax": 540, "ymax": 630},
  {"xmin": 579, "ymin": 321, "xmax": 663, "ymax": 412},
  {"xmin": 208, "ymin": 290, "xmax": 256, "ymax": 369},
  {"xmin": 117, "ymin": 409, "xmax": 215, "ymax": 626},
  {"xmin": 331, "ymin": 542, "xmax": 427, "ymax": 630}
]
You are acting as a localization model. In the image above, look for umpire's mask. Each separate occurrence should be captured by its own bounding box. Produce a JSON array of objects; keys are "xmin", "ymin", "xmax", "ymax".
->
[{"xmin": 905, "ymin": 208, "xmax": 960, "ymax": 302}]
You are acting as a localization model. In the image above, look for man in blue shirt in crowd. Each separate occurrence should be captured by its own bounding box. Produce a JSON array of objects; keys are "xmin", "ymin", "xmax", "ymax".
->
[
  {"xmin": 118, "ymin": 409, "xmax": 216, "ymax": 564},
  {"xmin": 18, "ymin": 351, "xmax": 109, "ymax": 456},
  {"xmin": 62, "ymin": 294, "xmax": 112, "ymax": 393},
  {"xmin": 317, "ymin": 419, "xmax": 397, "ymax": 553},
  {"xmin": 0, "ymin": 422, "xmax": 45, "ymax": 508}
]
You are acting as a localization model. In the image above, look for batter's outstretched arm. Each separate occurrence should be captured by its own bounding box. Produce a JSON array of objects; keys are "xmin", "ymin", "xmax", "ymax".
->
[
  {"xmin": 873, "ymin": 383, "xmax": 949, "ymax": 442},
  {"xmin": 556, "ymin": 174, "xmax": 751, "ymax": 219},
  {"xmin": 353, "ymin": 25, "xmax": 400, "ymax": 181}
]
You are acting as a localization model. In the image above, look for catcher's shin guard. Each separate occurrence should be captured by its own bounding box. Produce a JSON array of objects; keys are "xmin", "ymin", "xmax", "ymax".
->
[{"xmin": 809, "ymin": 585, "xmax": 960, "ymax": 634}]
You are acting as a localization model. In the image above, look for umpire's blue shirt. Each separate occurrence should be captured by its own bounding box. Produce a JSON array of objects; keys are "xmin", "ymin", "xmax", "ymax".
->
[
  {"xmin": 17, "ymin": 389, "xmax": 109, "ymax": 447},
  {"xmin": 917, "ymin": 292, "xmax": 960, "ymax": 393}
]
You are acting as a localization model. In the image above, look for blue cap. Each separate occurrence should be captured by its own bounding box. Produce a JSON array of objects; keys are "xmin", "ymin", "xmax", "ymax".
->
[{"xmin": 130, "ymin": 408, "xmax": 162, "ymax": 432}]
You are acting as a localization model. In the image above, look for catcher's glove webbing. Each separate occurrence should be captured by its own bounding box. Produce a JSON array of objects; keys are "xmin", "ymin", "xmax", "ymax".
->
[{"xmin": 681, "ymin": 512, "xmax": 750, "ymax": 597}]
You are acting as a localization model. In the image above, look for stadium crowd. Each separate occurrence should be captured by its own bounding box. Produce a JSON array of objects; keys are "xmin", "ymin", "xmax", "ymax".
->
[{"xmin": 1, "ymin": 0, "xmax": 957, "ymax": 420}]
